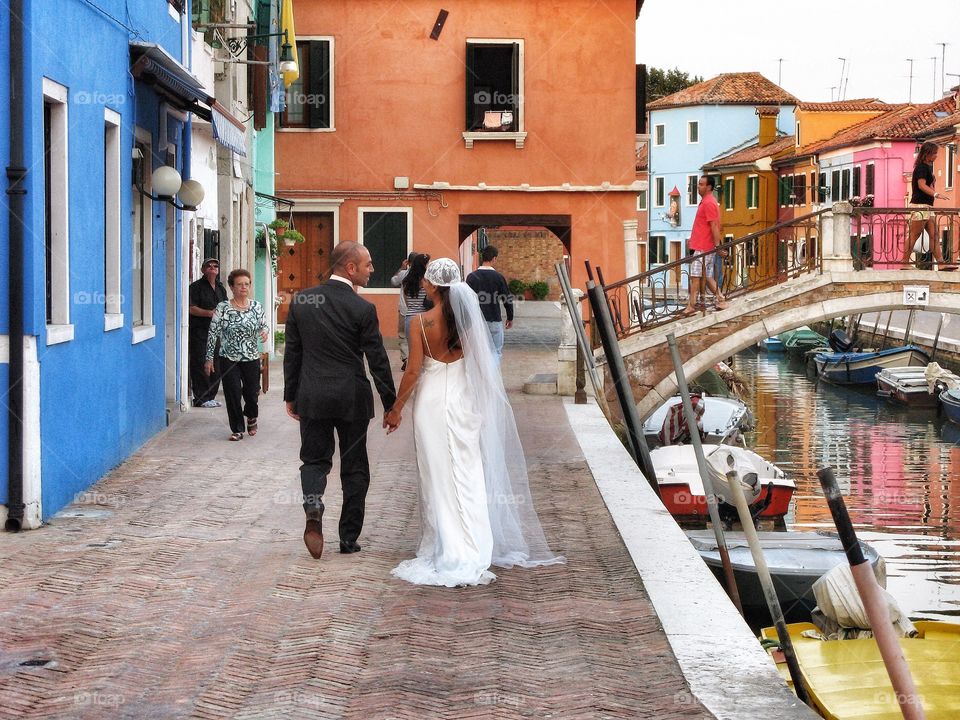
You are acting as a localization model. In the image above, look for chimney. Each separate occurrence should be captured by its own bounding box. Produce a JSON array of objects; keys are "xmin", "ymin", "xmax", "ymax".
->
[{"xmin": 757, "ymin": 106, "xmax": 779, "ymax": 146}]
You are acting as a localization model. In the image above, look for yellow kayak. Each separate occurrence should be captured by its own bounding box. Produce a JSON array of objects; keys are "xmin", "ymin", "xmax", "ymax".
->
[{"xmin": 761, "ymin": 622, "xmax": 960, "ymax": 719}]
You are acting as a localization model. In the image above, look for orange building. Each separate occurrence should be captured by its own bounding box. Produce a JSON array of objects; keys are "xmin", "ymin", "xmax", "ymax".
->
[{"xmin": 274, "ymin": 0, "xmax": 644, "ymax": 331}]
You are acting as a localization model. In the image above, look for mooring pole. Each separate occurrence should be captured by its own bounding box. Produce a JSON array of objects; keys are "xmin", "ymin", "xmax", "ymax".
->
[{"xmin": 931, "ymin": 313, "xmax": 948, "ymax": 362}]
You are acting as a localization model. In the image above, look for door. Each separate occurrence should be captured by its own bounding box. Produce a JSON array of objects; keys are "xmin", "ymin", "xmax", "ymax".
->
[{"xmin": 276, "ymin": 212, "xmax": 334, "ymax": 324}]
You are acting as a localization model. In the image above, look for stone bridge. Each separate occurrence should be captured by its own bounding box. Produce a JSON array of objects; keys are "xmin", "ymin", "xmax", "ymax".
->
[{"xmin": 607, "ymin": 269, "xmax": 960, "ymax": 422}]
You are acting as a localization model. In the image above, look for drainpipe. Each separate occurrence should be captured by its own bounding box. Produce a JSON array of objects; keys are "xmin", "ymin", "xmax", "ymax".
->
[{"xmin": 5, "ymin": 0, "xmax": 26, "ymax": 532}]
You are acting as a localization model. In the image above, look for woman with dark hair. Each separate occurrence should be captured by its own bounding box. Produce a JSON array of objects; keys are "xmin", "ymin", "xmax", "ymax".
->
[
  {"xmin": 400, "ymin": 253, "xmax": 430, "ymax": 338},
  {"xmin": 383, "ymin": 258, "xmax": 563, "ymax": 587},
  {"xmin": 901, "ymin": 141, "xmax": 953, "ymax": 269},
  {"xmin": 205, "ymin": 269, "xmax": 268, "ymax": 441}
]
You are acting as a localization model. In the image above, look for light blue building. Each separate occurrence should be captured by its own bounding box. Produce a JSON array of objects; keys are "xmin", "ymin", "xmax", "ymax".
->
[
  {"xmin": 0, "ymin": 0, "xmax": 228, "ymax": 527},
  {"xmin": 646, "ymin": 73, "xmax": 796, "ymax": 275}
]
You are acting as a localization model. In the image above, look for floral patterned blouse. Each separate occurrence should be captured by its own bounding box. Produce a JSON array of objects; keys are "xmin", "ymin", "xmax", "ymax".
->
[{"xmin": 206, "ymin": 300, "xmax": 267, "ymax": 362}]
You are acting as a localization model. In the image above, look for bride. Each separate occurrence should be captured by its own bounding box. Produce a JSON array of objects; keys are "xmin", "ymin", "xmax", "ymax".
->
[{"xmin": 383, "ymin": 258, "xmax": 564, "ymax": 586}]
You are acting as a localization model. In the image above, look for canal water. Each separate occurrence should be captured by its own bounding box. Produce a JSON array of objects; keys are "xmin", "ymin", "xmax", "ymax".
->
[{"xmin": 731, "ymin": 348, "xmax": 960, "ymax": 624}]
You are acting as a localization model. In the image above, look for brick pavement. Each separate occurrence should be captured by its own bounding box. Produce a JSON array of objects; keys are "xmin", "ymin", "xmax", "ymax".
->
[{"xmin": 0, "ymin": 338, "xmax": 711, "ymax": 719}]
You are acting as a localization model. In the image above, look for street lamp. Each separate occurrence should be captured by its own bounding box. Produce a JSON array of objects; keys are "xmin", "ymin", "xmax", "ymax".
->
[
  {"xmin": 134, "ymin": 152, "xmax": 205, "ymax": 211},
  {"xmin": 226, "ymin": 29, "xmax": 298, "ymax": 75}
]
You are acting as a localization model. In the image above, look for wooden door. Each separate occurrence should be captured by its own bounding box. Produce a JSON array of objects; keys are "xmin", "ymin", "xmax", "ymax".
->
[{"xmin": 276, "ymin": 212, "xmax": 333, "ymax": 324}]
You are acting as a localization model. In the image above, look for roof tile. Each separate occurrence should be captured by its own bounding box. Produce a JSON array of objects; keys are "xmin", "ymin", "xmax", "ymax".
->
[{"xmin": 648, "ymin": 72, "xmax": 797, "ymax": 110}]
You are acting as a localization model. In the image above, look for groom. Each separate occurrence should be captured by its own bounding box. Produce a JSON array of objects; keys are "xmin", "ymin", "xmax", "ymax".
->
[{"xmin": 283, "ymin": 242, "xmax": 398, "ymax": 559}]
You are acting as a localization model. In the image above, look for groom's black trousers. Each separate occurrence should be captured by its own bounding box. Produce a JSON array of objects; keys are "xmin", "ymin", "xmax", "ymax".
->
[{"xmin": 299, "ymin": 415, "xmax": 370, "ymax": 544}]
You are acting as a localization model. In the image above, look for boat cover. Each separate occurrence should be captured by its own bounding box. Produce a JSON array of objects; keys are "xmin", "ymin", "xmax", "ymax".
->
[
  {"xmin": 925, "ymin": 362, "xmax": 960, "ymax": 393},
  {"xmin": 811, "ymin": 564, "xmax": 913, "ymax": 640}
]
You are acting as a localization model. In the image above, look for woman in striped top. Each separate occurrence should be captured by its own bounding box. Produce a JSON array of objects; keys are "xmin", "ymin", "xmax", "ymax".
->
[
  {"xmin": 401, "ymin": 253, "xmax": 430, "ymax": 338},
  {"xmin": 205, "ymin": 269, "xmax": 268, "ymax": 441}
]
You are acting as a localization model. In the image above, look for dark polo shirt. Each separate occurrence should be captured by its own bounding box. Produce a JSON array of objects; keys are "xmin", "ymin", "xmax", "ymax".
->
[{"xmin": 188, "ymin": 277, "xmax": 227, "ymax": 335}]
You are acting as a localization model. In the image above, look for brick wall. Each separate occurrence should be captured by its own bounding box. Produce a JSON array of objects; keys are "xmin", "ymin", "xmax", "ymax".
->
[{"xmin": 484, "ymin": 228, "xmax": 565, "ymax": 300}]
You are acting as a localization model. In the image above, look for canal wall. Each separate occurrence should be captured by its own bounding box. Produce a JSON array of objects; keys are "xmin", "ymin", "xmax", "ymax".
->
[{"xmin": 565, "ymin": 398, "xmax": 817, "ymax": 720}]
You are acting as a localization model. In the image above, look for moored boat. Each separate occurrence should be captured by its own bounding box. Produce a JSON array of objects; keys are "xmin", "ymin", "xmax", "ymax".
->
[
  {"xmin": 761, "ymin": 621, "xmax": 960, "ymax": 719},
  {"xmin": 940, "ymin": 387, "xmax": 960, "ymax": 425},
  {"xmin": 651, "ymin": 444, "xmax": 795, "ymax": 524},
  {"xmin": 779, "ymin": 326, "xmax": 829, "ymax": 354},
  {"xmin": 687, "ymin": 530, "xmax": 883, "ymax": 624},
  {"xmin": 757, "ymin": 336, "xmax": 786, "ymax": 352},
  {"xmin": 642, "ymin": 394, "xmax": 753, "ymax": 449},
  {"xmin": 814, "ymin": 345, "xmax": 930, "ymax": 385},
  {"xmin": 876, "ymin": 364, "xmax": 960, "ymax": 407}
]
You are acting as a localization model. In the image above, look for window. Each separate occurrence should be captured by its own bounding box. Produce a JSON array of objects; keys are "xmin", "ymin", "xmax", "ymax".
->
[
  {"xmin": 654, "ymin": 177, "xmax": 665, "ymax": 207},
  {"xmin": 746, "ymin": 175, "xmax": 759, "ymax": 209},
  {"xmin": 43, "ymin": 78, "xmax": 71, "ymax": 343},
  {"xmin": 466, "ymin": 40, "xmax": 521, "ymax": 132},
  {"xmin": 359, "ymin": 209, "xmax": 412, "ymax": 289},
  {"xmin": 709, "ymin": 174, "xmax": 722, "ymax": 202},
  {"xmin": 167, "ymin": 0, "xmax": 184, "ymax": 13},
  {"xmin": 686, "ymin": 175, "xmax": 698, "ymax": 205},
  {"xmin": 636, "ymin": 190, "xmax": 647, "ymax": 211},
  {"xmin": 723, "ymin": 178, "xmax": 734, "ymax": 210},
  {"xmin": 649, "ymin": 235, "xmax": 667, "ymax": 265},
  {"xmin": 104, "ymin": 109, "xmax": 122, "ymax": 330},
  {"xmin": 793, "ymin": 174, "xmax": 806, "ymax": 207},
  {"xmin": 132, "ymin": 129, "xmax": 153, "ymax": 335},
  {"xmin": 830, "ymin": 170, "xmax": 841, "ymax": 201},
  {"xmin": 654, "ymin": 124, "xmax": 665, "ymax": 146},
  {"xmin": 795, "ymin": 122, "xmax": 801, "ymax": 147},
  {"xmin": 852, "ymin": 165, "xmax": 861, "ymax": 198},
  {"xmin": 281, "ymin": 39, "xmax": 333, "ymax": 129},
  {"xmin": 687, "ymin": 121, "xmax": 699, "ymax": 144},
  {"xmin": 841, "ymin": 168, "xmax": 851, "ymax": 200},
  {"xmin": 810, "ymin": 171, "xmax": 817, "ymax": 204},
  {"xmin": 865, "ymin": 163, "xmax": 876, "ymax": 195},
  {"xmin": 778, "ymin": 175, "xmax": 791, "ymax": 207},
  {"xmin": 946, "ymin": 146, "xmax": 955, "ymax": 190},
  {"xmin": 819, "ymin": 172, "xmax": 828, "ymax": 203}
]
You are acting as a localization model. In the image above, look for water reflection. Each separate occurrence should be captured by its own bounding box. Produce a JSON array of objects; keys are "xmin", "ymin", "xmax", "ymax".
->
[{"xmin": 734, "ymin": 349, "xmax": 960, "ymax": 622}]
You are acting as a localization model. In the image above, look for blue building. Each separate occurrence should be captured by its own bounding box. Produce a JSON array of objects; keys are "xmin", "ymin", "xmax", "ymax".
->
[
  {"xmin": 0, "ymin": 0, "xmax": 238, "ymax": 527},
  {"xmin": 646, "ymin": 73, "xmax": 796, "ymax": 276}
]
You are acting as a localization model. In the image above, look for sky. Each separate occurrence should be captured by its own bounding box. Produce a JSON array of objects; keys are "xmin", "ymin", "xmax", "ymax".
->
[{"xmin": 636, "ymin": 0, "xmax": 960, "ymax": 104}]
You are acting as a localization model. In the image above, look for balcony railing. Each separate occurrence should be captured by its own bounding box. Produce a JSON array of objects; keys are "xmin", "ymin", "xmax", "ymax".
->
[{"xmin": 851, "ymin": 207, "xmax": 960, "ymax": 270}]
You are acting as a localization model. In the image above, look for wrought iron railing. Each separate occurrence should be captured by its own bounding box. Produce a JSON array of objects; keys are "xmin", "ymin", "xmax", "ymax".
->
[
  {"xmin": 851, "ymin": 207, "xmax": 960, "ymax": 270},
  {"xmin": 596, "ymin": 209, "xmax": 828, "ymax": 340}
]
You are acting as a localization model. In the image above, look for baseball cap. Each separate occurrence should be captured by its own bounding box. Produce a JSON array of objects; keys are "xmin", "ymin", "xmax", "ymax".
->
[{"xmin": 202, "ymin": 258, "xmax": 219, "ymax": 268}]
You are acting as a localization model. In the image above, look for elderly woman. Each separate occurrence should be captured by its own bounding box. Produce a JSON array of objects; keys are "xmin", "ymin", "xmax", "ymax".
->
[{"xmin": 205, "ymin": 269, "xmax": 268, "ymax": 441}]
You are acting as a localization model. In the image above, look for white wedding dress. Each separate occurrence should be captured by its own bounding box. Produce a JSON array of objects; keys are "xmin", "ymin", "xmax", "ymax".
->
[{"xmin": 390, "ymin": 260, "xmax": 564, "ymax": 588}]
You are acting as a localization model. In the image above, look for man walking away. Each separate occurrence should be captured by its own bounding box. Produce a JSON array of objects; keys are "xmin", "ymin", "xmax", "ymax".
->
[
  {"xmin": 284, "ymin": 242, "xmax": 398, "ymax": 559},
  {"xmin": 681, "ymin": 176, "xmax": 728, "ymax": 316},
  {"xmin": 189, "ymin": 258, "xmax": 227, "ymax": 407},
  {"xmin": 466, "ymin": 245, "xmax": 514, "ymax": 364}
]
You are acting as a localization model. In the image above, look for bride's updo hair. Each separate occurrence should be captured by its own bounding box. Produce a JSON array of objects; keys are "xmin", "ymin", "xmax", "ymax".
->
[{"xmin": 424, "ymin": 258, "xmax": 466, "ymax": 352}]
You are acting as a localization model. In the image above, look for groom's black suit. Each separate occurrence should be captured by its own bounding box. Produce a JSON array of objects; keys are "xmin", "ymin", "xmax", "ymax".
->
[{"xmin": 283, "ymin": 279, "xmax": 396, "ymax": 545}]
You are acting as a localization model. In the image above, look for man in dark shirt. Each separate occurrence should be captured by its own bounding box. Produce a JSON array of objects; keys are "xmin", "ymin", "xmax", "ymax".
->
[
  {"xmin": 189, "ymin": 258, "xmax": 228, "ymax": 407},
  {"xmin": 465, "ymin": 245, "xmax": 514, "ymax": 364}
]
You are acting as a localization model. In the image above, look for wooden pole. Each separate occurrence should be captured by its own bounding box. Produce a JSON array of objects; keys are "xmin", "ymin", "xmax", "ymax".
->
[
  {"xmin": 666, "ymin": 334, "xmax": 743, "ymax": 615},
  {"xmin": 816, "ymin": 467, "xmax": 925, "ymax": 720},
  {"xmin": 931, "ymin": 313, "xmax": 947, "ymax": 362},
  {"xmin": 723, "ymin": 461, "xmax": 809, "ymax": 703}
]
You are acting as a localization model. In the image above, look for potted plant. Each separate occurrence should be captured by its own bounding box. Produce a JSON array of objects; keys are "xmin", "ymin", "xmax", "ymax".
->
[
  {"xmin": 281, "ymin": 228, "xmax": 305, "ymax": 248},
  {"xmin": 529, "ymin": 280, "xmax": 550, "ymax": 301},
  {"xmin": 508, "ymin": 279, "xmax": 526, "ymax": 298}
]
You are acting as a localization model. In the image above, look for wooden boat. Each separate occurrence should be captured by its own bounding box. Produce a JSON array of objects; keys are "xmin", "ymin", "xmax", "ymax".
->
[
  {"xmin": 779, "ymin": 326, "xmax": 829, "ymax": 354},
  {"xmin": 757, "ymin": 336, "xmax": 786, "ymax": 352},
  {"xmin": 940, "ymin": 387, "xmax": 960, "ymax": 425},
  {"xmin": 813, "ymin": 345, "xmax": 930, "ymax": 385},
  {"xmin": 687, "ymin": 531, "xmax": 882, "ymax": 624},
  {"xmin": 876, "ymin": 365, "xmax": 960, "ymax": 407},
  {"xmin": 761, "ymin": 621, "xmax": 960, "ymax": 719},
  {"xmin": 650, "ymin": 444, "xmax": 795, "ymax": 524},
  {"xmin": 642, "ymin": 395, "xmax": 753, "ymax": 449}
]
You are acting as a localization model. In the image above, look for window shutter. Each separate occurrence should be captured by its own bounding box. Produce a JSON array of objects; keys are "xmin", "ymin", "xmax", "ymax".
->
[
  {"xmin": 852, "ymin": 166, "xmax": 861, "ymax": 197},
  {"xmin": 309, "ymin": 41, "xmax": 331, "ymax": 129},
  {"xmin": 465, "ymin": 43, "xmax": 477, "ymax": 130},
  {"xmin": 509, "ymin": 43, "xmax": 520, "ymax": 131},
  {"xmin": 865, "ymin": 165, "xmax": 875, "ymax": 195}
]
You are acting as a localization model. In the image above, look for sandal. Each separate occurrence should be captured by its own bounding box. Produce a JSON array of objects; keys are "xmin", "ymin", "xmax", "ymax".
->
[
  {"xmin": 229, "ymin": 432, "xmax": 243, "ymax": 442},
  {"xmin": 679, "ymin": 307, "xmax": 698, "ymax": 318},
  {"xmin": 247, "ymin": 418, "xmax": 258, "ymax": 436}
]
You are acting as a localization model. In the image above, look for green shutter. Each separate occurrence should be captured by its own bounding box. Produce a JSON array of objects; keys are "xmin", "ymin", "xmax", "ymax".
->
[
  {"xmin": 363, "ymin": 212, "xmax": 409, "ymax": 288},
  {"xmin": 309, "ymin": 41, "xmax": 331, "ymax": 129}
]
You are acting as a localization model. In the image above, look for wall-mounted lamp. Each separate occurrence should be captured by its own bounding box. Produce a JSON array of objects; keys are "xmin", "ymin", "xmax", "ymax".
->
[
  {"xmin": 134, "ymin": 153, "xmax": 205, "ymax": 211},
  {"xmin": 226, "ymin": 29, "xmax": 298, "ymax": 75}
]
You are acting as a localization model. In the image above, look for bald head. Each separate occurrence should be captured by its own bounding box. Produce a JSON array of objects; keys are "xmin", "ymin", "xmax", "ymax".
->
[{"xmin": 330, "ymin": 241, "xmax": 374, "ymax": 287}]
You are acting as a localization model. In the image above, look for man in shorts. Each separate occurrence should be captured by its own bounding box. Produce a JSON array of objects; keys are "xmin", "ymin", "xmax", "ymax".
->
[{"xmin": 681, "ymin": 175, "xmax": 728, "ymax": 316}]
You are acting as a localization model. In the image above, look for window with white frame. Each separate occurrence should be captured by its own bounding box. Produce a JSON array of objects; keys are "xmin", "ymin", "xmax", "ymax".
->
[
  {"xmin": 465, "ymin": 39, "xmax": 522, "ymax": 132},
  {"xmin": 648, "ymin": 235, "xmax": 667, "ymax": 265},
  {"xmin": 687, "ymin": 120, "xmax": 699, "ymax": 144},
  {"xmin": 104, "ymin": 109, "xmax": 122, "ymax": 329},
  {"xmin": 946, "ymin": 145, "xmax": 956, "ymax": 190},
  {"xmin": 43, "ymin": 78, "xmax": 71, "ymax": 342},
  {"xmin": 132, "ymin": 130, "xmax": 153, "ymax": 332},
  {"xmin": 654, "ymin": 124, "xmax": 665, "ymax": 146},
  {"xmin": 359, "ymin": 208, "xmax": 411, "ymax": 289},
  {"xmin": 654, "ymin": 177, "xmax": 665, "ymax": 207},
  {"xmin": 686, "ymin": 175, "xmax": 698, "ymax": 205},
  {"xmin": 636, "ymin": 190, "xmax": 647, "ymax": 211},
  {"xmin": 746, "ymin": 175, "xmax": 759, "ymax": 209}
]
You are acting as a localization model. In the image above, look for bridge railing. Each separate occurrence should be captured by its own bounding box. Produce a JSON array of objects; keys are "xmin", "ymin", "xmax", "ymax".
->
[
  {"xmin": 851, "ymin": 207, "xmax": 960, "ymax": 270},
  {"xmin": 596, "ymin": 209, "xmax": 828, "ymax": 340}
]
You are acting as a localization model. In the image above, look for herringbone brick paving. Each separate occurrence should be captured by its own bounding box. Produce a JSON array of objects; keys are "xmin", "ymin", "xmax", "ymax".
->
[{"xmin": 0, "ymin": 338, "xmax": 711, "ymax": 719}]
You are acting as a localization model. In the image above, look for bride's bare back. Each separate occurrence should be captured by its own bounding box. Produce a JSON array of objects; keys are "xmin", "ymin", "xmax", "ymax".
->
[{"xmin": 417, "ymin": 305, "xmax": 464, "ymax": 363}]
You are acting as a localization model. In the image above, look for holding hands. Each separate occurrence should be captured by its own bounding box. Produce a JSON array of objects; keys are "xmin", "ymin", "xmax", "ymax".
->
[{"xmin": 383, "ymin": 407, "xmax": 402, "ymax": 434}]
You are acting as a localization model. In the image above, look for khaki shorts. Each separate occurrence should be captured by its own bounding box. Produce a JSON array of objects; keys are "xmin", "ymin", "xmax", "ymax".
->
[
  {"xmin": 690, "ymin": 252, "xmax": 716, "ymax": 279},
  {"xmin": 909, "ymin": 203, "xmax": 933, "ymax": 222}
]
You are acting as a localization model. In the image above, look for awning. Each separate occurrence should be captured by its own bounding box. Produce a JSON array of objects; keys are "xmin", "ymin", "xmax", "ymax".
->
[
  {"xmin": 210, "ymin": 101, "xmax": 248, "ymax": 157},
  {"xmin": 131, "ymin": 42, "xmax": 248, "ymax": 157}
]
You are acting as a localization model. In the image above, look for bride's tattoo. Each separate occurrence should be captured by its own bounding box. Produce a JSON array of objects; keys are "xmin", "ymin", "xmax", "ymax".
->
[{"xmin": 423, "ymin": 319, "xmax": 435, "ymax": 328}]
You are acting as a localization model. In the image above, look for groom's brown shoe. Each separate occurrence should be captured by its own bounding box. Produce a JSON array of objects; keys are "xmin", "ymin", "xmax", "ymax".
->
[{"xmin": 303, "ymin": 519, "xmax": 324, "ymax": 559}]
